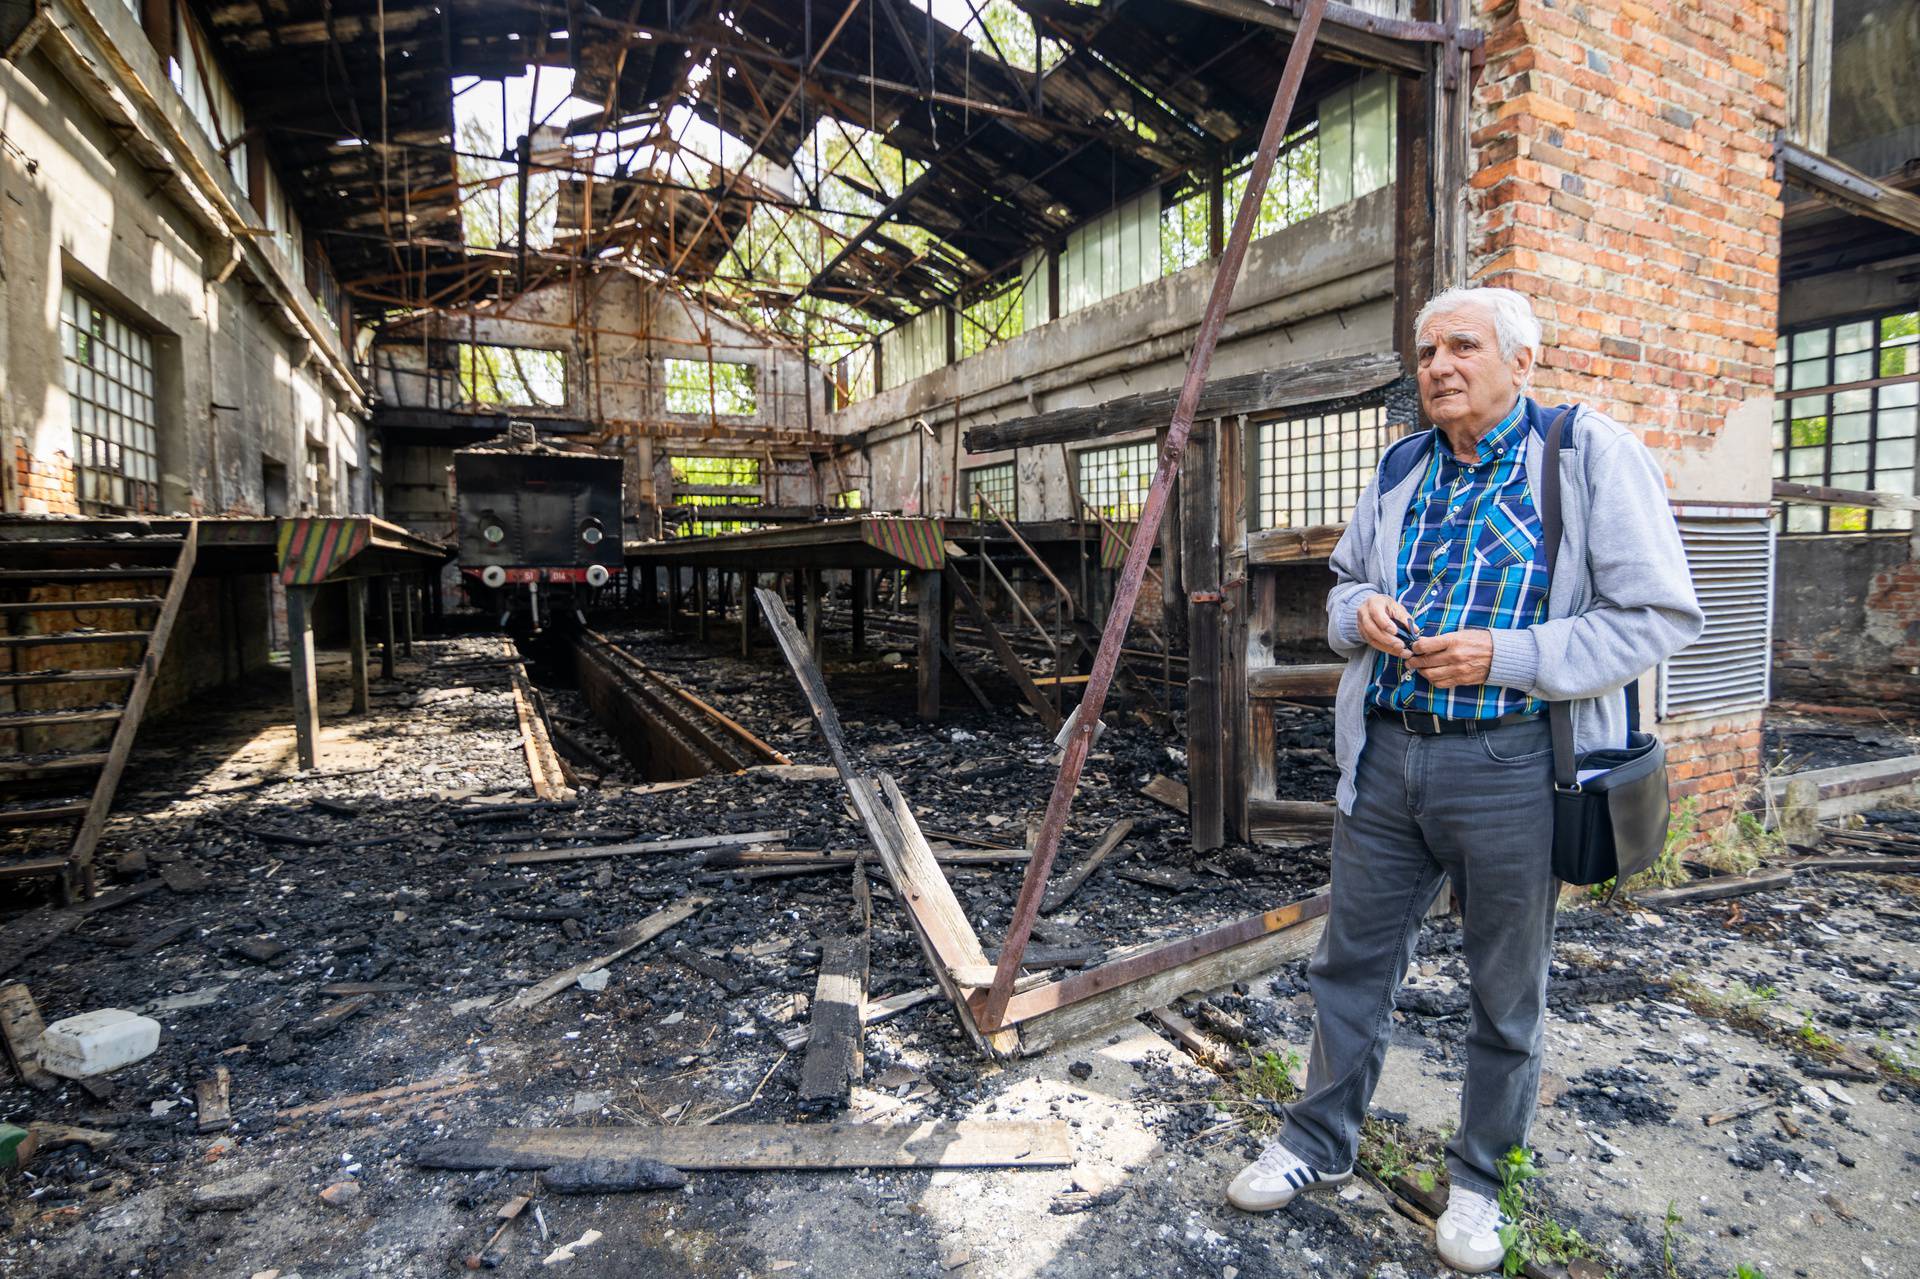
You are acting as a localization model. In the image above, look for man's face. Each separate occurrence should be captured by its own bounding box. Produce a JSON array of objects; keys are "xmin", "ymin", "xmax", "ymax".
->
[{"xmin": 1416, "ymin": 305, "xmax": 1533, "ymax": 432}]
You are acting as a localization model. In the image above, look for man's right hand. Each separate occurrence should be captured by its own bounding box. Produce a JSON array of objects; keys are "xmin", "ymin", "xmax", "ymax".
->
[{"xmin": 1356, "ymin": 594, "xmax": 1415, "ymax": 658}]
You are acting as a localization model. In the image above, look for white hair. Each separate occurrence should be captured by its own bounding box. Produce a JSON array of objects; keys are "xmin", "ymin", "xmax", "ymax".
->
[{"xmin": 1413, "ymin": 286, "xmax": 1542, "ymax": 364}]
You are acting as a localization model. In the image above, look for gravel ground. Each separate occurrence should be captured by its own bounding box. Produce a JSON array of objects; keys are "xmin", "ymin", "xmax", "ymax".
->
[{"xmin": 1, "ymin": 619, "xmax": 1917, "ymax": 1278}]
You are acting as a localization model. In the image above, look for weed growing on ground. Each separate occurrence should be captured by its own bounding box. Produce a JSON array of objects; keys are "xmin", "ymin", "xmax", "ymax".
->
[
  {"xmin": 1630, "ymin": 797, "xmax": 1698, "ymax": 890},
  {"xmin": 1723, "ymin": 980, "xmax": 1779, "ymax": 1009},
  {"xmin": 1662, "ymin": 1199, "xmax": 1684, "ymax": 1278},
  {"xmin": 1731, "ymin": 1264, "xmax": 1767, "ymax": 1279},
  {"xmin": 1870, "ymin": 1032, "xmax": 1920, "ymax": 1082},
  {"xmin": 1209, "ymin": 1047, "xmax": 1302, "ymax": 1136},
  {"xmin": 1796, "ymin": 1012, "xmax": 1838, "ymax": 1052},
  {"xmin": 1357, "ymin": 1116, "xmax": 1443, "ymax": 1191},
  {"xmin": 1698, "ymin": 809, "xmax": 1783, "ymax": 874},
  {"xmin": 1494, "ymin": 1146, "xmax": 1602, "ymax": 1278}
]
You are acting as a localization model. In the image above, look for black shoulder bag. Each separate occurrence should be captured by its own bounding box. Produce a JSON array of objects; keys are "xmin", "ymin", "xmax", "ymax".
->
[{"xmin": 1538, "ymin": 409, "xmax": 1672, "ymax": 888}]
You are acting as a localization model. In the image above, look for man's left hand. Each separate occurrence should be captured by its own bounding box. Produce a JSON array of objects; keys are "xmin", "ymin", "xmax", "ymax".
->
[{"xmin": 1407, "ymin": 629, "xmax": 1494, "ymax": 688}]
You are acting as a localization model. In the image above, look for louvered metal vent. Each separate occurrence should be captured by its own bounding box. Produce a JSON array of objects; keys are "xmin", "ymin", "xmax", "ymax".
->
[{"xmin": 1658, "ymin": 511, "xmax": 1776, "ymax": 719}]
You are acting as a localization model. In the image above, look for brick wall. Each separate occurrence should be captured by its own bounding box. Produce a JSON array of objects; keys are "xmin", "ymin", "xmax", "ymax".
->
[
  {"xmin": 1473, "ymin": 0, "xmax": 1788, "ymax": 830},
  {"xmin": 1662, "ymin": 711, "xmax": 1767, "ymax": 828},
  {"xmin": 15, "ymin": 444, "xmax": 78, "ymax": 514},
  {"xmin": 1473, "ymin": 0, "xmax": 1787, "ymax": 436}
]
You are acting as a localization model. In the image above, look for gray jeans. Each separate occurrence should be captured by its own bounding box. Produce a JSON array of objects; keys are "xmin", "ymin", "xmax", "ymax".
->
[{"xmin": 1278, "ymin": 712, "xmax": 1560, "ymax": 1199}]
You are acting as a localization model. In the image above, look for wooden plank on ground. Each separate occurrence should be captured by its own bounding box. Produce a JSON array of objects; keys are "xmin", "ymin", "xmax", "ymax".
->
[
  {"xmin": 796, "ymin": 928, "xmax": 868, "ymax": 1114},
  {"xmin": 507, "ymin": 647, "xmax": 575, "ymax": 803},
  {"xmin": 1140, "ymin": 775, "xmax": 1190, "ymax": 815},
  {"xmin": 195, "ymin": 1066, "xmax": 231, "ymax": 1133},
  {"xmin": 777, "ymin": 986, "xmax": 940, "ymax": 1053},
  {"xmin": 415, "ymin": 1121, "xmax": 1074, "ymax": 1172},
  {"xmin": 0, "ymin": 982, "xmax": 54, "ymax": 1088},
  {"xmin": 1041, "ymin": 818, "xmax": 1135, "ymax": 914},
  {"xmin": 753, "ymin": 587, "xmax": 1017, "ymax": 1059},
  {"xmin": 490, "ymin": 830, "xmax": 786, "ymax": 866},
  {"xmin": 490, "ymin": 897, "xmax": 709, "ymax": 1019},
  {"xmin": 277, "ymin": 1075, "xmax": 488, "ymax": 1121},
  {"xmin": 1634, "ymin": 869, "xmax": 1795, "ymax": 908},
  {"xmin": 1005, "ymin": 901, "xmax": 1330, "ymax": 1057},
  {"xmin": 1149, "ymin": 1007, "xmax": 1232, "ymax": 1070}
]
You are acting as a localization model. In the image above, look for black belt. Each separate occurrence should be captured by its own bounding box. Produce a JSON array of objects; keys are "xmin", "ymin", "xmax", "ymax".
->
[{"xmin": 1369, "ymin": 706, "xmax": 1542, "ymax": 736}]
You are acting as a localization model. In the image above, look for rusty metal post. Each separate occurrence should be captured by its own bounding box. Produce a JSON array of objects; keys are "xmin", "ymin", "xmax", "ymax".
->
[{"xmin": 979, "ymin": 2, "xmax": 1330, "ymax": 1032}]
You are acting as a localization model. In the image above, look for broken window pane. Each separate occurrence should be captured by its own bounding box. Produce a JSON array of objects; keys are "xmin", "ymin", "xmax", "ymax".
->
[
  {"xmin": 1077, "ymin": 442, "xmax": 1156, "ymax": 521},
  {"xmin": 458, "ymin": 344, "xmax": 567, "ymax": 408},
  {"xmin": 664, "ymin": 359, "xmax": 757, "ymax": 417}
]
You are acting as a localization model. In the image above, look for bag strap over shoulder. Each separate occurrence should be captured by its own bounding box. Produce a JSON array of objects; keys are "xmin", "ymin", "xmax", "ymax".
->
[
  {"xmin": 1539, "ymin": 406, "xmax": 1642, "ymax": 789},
  {"xmin": 1539, "ymin": 409, "xmax": 1581, "ymax": 792}
]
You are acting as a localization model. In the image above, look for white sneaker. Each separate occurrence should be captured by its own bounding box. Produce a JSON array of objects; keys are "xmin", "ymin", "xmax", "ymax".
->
[
  {"xmin": 1226, "ymin": 1139, "xmax": 1352, "ymax": 1212},
  {"xmin": 1435, "ymin": 1184, "xmax": 1509, "ymax": 1274}
]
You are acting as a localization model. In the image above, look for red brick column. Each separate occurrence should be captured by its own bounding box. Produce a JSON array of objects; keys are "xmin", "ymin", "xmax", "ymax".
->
[{"xmin": 1469, "ymin": 0, "xmax": 1789, "ymax": 828}]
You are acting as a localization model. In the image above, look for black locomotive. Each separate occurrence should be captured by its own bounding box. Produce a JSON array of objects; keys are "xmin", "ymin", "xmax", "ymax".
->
[{"xmin": 452, "ymin": 422, "xmax": 623, "ymax": 633}]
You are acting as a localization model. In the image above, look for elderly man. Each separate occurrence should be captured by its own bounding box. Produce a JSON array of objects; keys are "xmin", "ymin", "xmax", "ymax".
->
[{"xmin": 1225, "ymin": 286, "xmax": 1702, "ymax": 1273}]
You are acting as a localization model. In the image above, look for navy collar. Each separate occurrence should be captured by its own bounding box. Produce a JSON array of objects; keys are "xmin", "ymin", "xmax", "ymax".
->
[{"xmin": 1379, "ymin": 396, "xmax": 1576, "ymax": 490}]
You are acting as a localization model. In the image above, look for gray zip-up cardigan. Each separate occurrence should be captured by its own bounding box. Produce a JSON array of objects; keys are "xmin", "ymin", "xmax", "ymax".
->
[{"xmin": 1325, "ymin": 398, "xmax": 1705, "ymax": 815}]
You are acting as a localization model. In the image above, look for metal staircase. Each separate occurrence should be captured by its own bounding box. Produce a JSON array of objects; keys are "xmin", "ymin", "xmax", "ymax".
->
[{"xmin": 0, "ymin": 522, "xmax": 197, "ymax": 901}]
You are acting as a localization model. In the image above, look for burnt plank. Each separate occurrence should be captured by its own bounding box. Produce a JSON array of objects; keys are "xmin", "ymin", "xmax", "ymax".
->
[{"xmin": 796, "ymin": 931, "xmax": 869, "ymax": 1114}]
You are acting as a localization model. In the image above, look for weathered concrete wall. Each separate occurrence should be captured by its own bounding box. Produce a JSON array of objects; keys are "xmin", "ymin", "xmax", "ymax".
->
[
  {"xmin": 834, "ymin": 185, "xmax": 1398, "ymax": 519},
  {"xmin": 373, "ymin": 273, "xmax": 829, "ymax": 535},
  {"xmin": 0, "ymin": 1, "xmax": 368, "ymax": 520},
  {"xmin": 1772, "ymin": 532, "xmax": 1920, "ymax": 709}
]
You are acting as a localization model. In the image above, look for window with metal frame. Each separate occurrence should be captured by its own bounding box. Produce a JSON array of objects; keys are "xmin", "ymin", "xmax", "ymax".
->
[
  {"xmin": 60, "ymin": 284, "xmax": 160, "ymax": 514},
  {"xmin": 458, "ymin": 343, "xmax": 567, "ymax": 409},
  {"xmin": 664, "ymin": 358, "xmax": 757, "ymax": 417},
  {"xmin": 1251, "ymin": 404, "xmax": 1396, "ymax": 531},
  {"xmin": 1659, "ymin": 510, "xmax": 1775, "ymax": 718},
  {"xmin": 670, "ymin": 455, "xmax": 761, "ymax": 537},
  {"xmin": 1076, "ymin": 442, "xmax": 1155, "ymax": 521},
  {"xmin": 961, "ymin": 462, "xmax": 1017, "ymax": 520},
  {"xmin": 1774, "ymin": 307, "xmax": 1920, "ymax": 533}
]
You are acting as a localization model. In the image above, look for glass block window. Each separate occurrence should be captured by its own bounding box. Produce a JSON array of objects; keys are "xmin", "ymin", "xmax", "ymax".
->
[
  {"xmin": 1773, "ymin": 308, "xmax": 1920, "ymax": 533},
  {"xmin": 1253, "ymin": 405, "xmax": 1396, "ymax": 531},
  {"xmin": 61, "ymin": 284, "xmax": 159, "ymax": 514},
  {"xmin": 961, "ymin": 462, "xmax": 1016, "ymax": 519},
  {"xmin": 1077, "ymin": 442, "xmax": 1155, "ymax": 520}
]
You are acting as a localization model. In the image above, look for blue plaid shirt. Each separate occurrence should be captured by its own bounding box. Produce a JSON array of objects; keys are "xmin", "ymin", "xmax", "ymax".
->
[{"xmin": 1369, "ymin": 398, "xmax": 1549, "ymax": 718}]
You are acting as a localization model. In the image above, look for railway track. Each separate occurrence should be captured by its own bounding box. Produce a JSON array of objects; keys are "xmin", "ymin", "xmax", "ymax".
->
[{"xmin": 567, "ymin": 628, "xmax": 788, "ymax": 781}]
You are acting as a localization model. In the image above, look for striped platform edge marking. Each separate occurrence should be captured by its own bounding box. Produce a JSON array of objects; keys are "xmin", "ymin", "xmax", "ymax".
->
[
  {"xmin": 859, "ymin": 518, "xmax": 944, "ymax": 571},
  {"xmin": 277, "ymin": 519, "xmax": 372, "ymax": 586},
  {"xmin": 1099, "ymin": 521, "xmax": 1138, "ymax": 569}
]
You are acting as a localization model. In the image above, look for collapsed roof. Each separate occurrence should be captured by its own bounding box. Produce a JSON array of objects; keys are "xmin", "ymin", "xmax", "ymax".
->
[{"xmin": 193, "ymin": 0, "xmax": 1375, "ymax": 330}]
